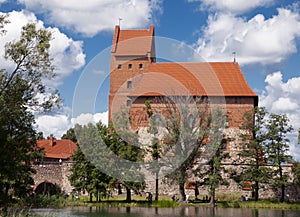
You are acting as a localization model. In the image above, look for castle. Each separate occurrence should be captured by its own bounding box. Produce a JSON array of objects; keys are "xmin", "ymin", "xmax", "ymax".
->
[{"xmin": 107, "ymin": 25, "xmax": 266, "ymax": 197}]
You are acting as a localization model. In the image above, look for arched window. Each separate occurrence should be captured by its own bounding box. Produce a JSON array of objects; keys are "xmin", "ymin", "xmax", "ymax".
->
[{"xmin": 126, "ymin": 100, "xmax": 132, "ymax": 106}]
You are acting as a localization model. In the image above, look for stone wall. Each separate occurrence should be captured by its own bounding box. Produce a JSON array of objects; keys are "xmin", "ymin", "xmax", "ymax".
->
[{"xmin": 32, "ymin": 161, "xmax": 74, "ymax": 194}]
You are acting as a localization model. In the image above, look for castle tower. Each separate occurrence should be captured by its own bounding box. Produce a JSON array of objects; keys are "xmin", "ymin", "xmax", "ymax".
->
[{"xmin": 109, "ymin": 25, "xmax": 155, "ymax": 121}]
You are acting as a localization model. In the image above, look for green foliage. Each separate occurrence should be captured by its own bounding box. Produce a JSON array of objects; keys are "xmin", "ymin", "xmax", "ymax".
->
[
  {"xmin": 264, "ymin": 113, "xmax": 293, "ymax": 202},
  {"xmin": 236, "ymin": 107, "xmax": 294, "ymax": 202},
  {"xmin": 61, "ymin": 127, "xmax": 77, "ymax": 142},
  {"xmin": 69, "ymin": 123, "xmax": 114, "ymax": 202},
  {"xmin": 236, "ymin": 107, "xmax": 272, "ymax": 201},
  {"xmin": 0, "ymin": 21, "xmax": 60, "ymax": 204},
  {"xmin": 150, "ymin": 95, "xmax": 212, "ymax": 202},
  {"xmin": 196, "ymin": 107, "xmax": 229, "ymax": 206}
]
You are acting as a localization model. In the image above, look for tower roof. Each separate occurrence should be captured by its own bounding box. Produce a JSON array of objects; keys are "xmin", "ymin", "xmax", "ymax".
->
[{"xmin": 111, "ymin": 25, "xmax": 155, "ymax": 57}]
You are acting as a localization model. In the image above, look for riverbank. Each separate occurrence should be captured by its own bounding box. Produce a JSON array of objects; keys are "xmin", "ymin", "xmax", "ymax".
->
[{"xmin": 1, "ymin": 194, "xmax": 300, "ymax": 216}]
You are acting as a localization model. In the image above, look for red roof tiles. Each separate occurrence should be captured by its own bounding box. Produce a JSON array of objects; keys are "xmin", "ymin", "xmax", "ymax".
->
[
  {"xmin": 129, "ymin": 62, "xmax": 257, "ymax": 97},
  {"xmin": 112, "ymin": 25, "xmax": 154, "ymax": 56},
  {"xmin": 36, "ymin": 137, "xmax": 77, "ymax": 160}
]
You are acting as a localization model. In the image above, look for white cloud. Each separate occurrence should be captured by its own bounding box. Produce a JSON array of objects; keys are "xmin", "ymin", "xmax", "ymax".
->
[
  {"xmin": 0, "ymin": 0, "xmax": 8, "ymax": 3},
  {"xmin": 35, "ymin": 111, "xmax": 108, "ymax": 138},
  {"xmin": 18, "ymin": 0, "xmax": 163, "ymax": 37},
  {"xmin": 194, "ymin": 8, "xmax": 300, "ymax": 65},
  {"xmin": 193, "ymin": 0, "xmax": 274, "ymax": 14},
  {"xmin": 35, "ymin": 114, "xmax": 72, "ymax": 138},
  {"xmin": 0, "ymin": 10, "xmax": 85, "ymax": 88},
  {"xmin": 71, "ymin": 112, "xmax": 108, "ymax": 126},
  {"xmin": 260, "ymin": 71, "xmax": 300, "ymax": 161}
]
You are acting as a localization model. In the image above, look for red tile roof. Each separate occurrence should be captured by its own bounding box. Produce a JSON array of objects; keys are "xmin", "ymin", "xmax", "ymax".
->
[
  {"xmin": 36, "ymin": 137, "xmax": 77, "ymax": 159},
  {"xmin": 112, "ymin": 25, "xmax": 154, "ymax": 56},
  {"xmin": 129, "ymin": 62, "xmax": 257, "ymax": 97}
]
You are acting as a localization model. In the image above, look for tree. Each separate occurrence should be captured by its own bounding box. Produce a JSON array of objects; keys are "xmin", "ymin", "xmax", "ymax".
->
[
  {"xmin": 36, "ymin": 131, "xmax": 45, "ymax": 140},
  {"xmin": 144, "ymin": 100, "xmax": 163, "ymax": 201},
  {"xmin": 152, "ymin": 95, "xmax": 211, "ymax": 202},
  {"xmin": 196, "ymin": 107, "xmax": 229, "ymax": 207},
  {"xmin": 237, "ymin": 107, "xmax": 272, "ymax": 201},
  {"xmin": 110, "ymin": 108, "xmax": 146, "ymax": 202},
  {"xmin": 61, "ymin": 127, "xmax": 77, "ymax": 142},
  {"xmin": 264, "ymin": 113, "xmax": 293, "ymax": 202},
  {"xmin": 70, "ymin": 123, "xmax": 114, "ymax": 202},
  {"xmin": 0, "ymin": 18, "xmax": 60, "ymax": 203}
]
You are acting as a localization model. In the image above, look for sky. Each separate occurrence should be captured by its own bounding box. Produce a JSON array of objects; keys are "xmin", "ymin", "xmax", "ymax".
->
[{"xmin": 1, "ymin": 0, "xmax": 300, "ymax": 160}]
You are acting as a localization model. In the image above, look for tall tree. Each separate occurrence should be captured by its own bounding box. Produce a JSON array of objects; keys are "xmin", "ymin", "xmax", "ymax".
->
[
  {"xmin": 110, "ymin": 108, "xmax": 146, "ymax": 202},
  {"xmin": 144, "ymin": 100, "xmax": 162, "ymax": 201},
  {"xmin": 196, "ymin": 107, "xmax": 229, "ymax": 207},
  {"xmin": 237, "ymin": 107, "xmax": 272, "ymax": 201},
  {"xmin": 70, "ymin": 123, "xmax": 114, "ymax": 202},
  {"xmin": 265, "ymin": 113, "xmax": 293, "ymax": 202},
  {"xmin": 0, "ymin": 19, "xmax": 60, "ymax": 203},
  {"xmin": 153, "ymin": 95, "xmax": 211, "ymax": 202}
]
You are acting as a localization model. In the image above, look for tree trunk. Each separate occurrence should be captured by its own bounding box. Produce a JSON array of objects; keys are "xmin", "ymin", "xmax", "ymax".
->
[
  {"xmin": 254, "ymin": 181, "xmax": 259, "ymax": 201},
  {"xmin": 155, "ymin": 172, "xmax": 158, "ymax": 201},
  {"xmin": 118, "ymin": 183, "xmax": 122, "ymax": 194},
  {"xmin": 125, "ymin": 186, "xmax": 131, "ymax": 203},
  {"xmin": 89, "ymin": 193, "xmax": 93, "ymax": 202},
  {"xmin": 210, "ymin": 188, "xmax": 215, "ymax": 207},
  {"xmin": 179, "ymin": 182, "xmax": 186, "ymax": 202},
  {"xmin": 281, "ymin": 184, "xmax": 285, "ymax": 202},
  {"xmin": 279, "ymin": 165, "xmax": 285, "ymax": 202}
]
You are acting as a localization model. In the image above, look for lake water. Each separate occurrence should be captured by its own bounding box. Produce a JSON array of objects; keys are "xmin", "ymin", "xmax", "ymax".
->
[{"xmin": 31, "ymin": 206, "xmax": 300, "ymax": 217}]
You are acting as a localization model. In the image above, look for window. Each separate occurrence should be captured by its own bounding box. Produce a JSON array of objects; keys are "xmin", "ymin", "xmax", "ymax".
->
[
  {"xmin": 188, "ymin": 114, "xmax": 194, "ymax": 127},
  {"xmin": 127, "ymin": 100, "xmax": 132, "ymax": 106},
  {"xmin": 128, "ymin": 64, "xmax": 132, "ymax": 69},
  {"xmin": 127, "ymin": 81, "xmax": 132, "ymax": 89},
  {"xmin": 221, "ymin": 139, "xmax": 227, "ymax": 150},
  {"xmin": 139, "ymin": 63, "xmax": 143, "ymax": 69},
  {"xmin": 117, "ymin": 64, "xmax": 122, "ymax": 69}
]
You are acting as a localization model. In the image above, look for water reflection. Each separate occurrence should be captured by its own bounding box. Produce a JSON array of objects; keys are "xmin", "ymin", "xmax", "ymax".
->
[{"xmin": 32, "ymin": 206, "xmax": 300, "ymax": 217}]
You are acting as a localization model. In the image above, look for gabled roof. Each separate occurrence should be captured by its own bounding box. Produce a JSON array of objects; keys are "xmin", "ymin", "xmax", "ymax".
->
[
  {"xmin": 37, "ymin": 137, "xmax": 77, "ymax": 159},
  {"xmin": 128, "ymin": 62, "xmax": 257, "ymax": 97},
  {"xmin": 111, "ymin": 25, "xmax": 154, "ymax": 56}
]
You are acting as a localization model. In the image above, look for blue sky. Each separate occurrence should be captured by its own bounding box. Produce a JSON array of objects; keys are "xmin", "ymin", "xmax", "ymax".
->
[{"xmin": 1, "ymin": 0, "xmax": 300, "ymax": 160}]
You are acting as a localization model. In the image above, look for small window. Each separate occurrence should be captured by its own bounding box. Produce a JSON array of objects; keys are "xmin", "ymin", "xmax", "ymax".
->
[
  {"xmin": 127, "ymin": 81, "xmax": 132, "ymax": 89},
  {"xmin": 188, "ymin": 114, "xmax": 194, "ymax": 127},
  {"xmin": 127, "ymin": 100, "xmax": 132, "ymax": 106},
  {"xmin": 128, "ymin": 64, "xmax": 132, "ymax": 69},
  {"xmin": 221, "ymin": 139, "xmax": 227, "ymax": 150},
  {"xmin": 117, "ymin": 64, "xmax": 122, "ymax": 69},
  {"xmin": 139, "ymin": 63, "xmax": 143, "ymax": 69}
]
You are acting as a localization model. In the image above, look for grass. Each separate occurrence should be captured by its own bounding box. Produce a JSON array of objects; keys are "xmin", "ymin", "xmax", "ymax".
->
[{"xmin": 2, "ymin": 193, "xmax": 300, "ymax": 217}]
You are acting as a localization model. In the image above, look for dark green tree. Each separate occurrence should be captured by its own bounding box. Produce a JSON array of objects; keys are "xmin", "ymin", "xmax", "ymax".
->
[
  {"xmin": 110, "ymin": 108, "xmax": 145, "ymax": 202},
  {"xmin": 36, "ymin": 131, "xmax": 45, "ymax": 140},
  {"xmin": 61, "ymin": 127, "xmax": 77, "ymax": 142},
  {"xmin": 196, "ymin": 107, "xmax": 229, "ymax": 207},
  {"xmin": 265, "ymin": 113, "xmax": 293, "ymax": 202},
  {"xmin": 0, "ymin": 18, "xmax": 60, "ymax": 203},
  {"xmin": 70, "ymin": 123, "xmax": 114, "ymax": 202},
  {"xmin": 237, "ymin": 107, "xmax": 272, "ymax": 201}
]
